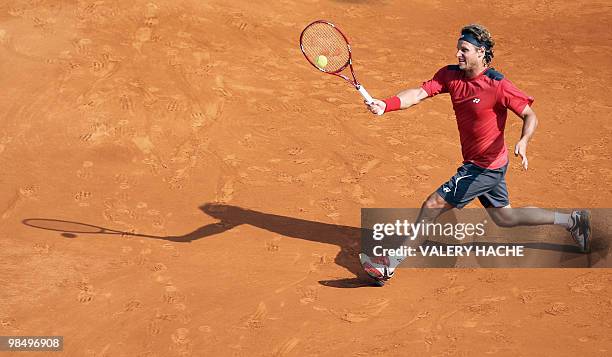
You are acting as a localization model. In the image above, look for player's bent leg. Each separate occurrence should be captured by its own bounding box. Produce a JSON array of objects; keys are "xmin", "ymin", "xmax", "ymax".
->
[
  {"xmin": 417, "ymin": 191, "xmax": 454, "ymax": 224},
  {"xmin": 486, "ymin": 206, "xmax": 591, "ymax": 253},
  {"xmin": 360, "ymin": 192, "xmax": 454, "ymax": 286},
  {"xmin": 485, "ymin": 206, "xmax": 554, "ymax": 227},
  {"xmin": 424, "ymin": 191, "xmax": 454, "ymax": 209}
]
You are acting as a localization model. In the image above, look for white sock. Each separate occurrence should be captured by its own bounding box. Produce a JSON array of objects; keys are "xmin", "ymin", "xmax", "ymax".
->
[{"xmin": 554, "ymin": 212, "xmax": 571, "ymax": 229}]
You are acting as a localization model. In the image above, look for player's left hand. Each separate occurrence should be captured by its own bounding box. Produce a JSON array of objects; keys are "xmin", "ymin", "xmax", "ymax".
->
[{"xmin": 514, "ymin": 139, "xmax": 529, "ymax": 170}]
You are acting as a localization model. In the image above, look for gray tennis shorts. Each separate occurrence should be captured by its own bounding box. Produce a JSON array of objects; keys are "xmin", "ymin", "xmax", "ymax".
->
[{"xmin": 436, "ymin": 162, "xmax": 510, "ymax": 208}]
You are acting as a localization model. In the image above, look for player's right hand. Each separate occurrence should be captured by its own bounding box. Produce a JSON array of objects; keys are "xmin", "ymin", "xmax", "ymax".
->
[{"xmin": 366, "ymin": 99, "xmax": 386, "ymax": 115}]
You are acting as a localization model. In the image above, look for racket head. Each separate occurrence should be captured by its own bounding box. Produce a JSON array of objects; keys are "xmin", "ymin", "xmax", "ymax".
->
[{"xmin": 300, "ymin": 20, "xmax": 352, "ymax": 74}]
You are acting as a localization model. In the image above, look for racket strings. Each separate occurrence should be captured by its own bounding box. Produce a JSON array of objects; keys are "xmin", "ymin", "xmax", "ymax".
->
[{"xmin": 301, "ymin": 22, "xmax": 350, "ymax": 73}]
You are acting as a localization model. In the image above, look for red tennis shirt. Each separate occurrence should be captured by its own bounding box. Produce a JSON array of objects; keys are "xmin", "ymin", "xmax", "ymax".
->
[{"xmin": 421, "ymin": 65, "xmax": 534, "ymax": 169}]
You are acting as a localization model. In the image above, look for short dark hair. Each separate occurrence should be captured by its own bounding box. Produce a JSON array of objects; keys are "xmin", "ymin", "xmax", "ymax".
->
[{"xmin": 461, "ymin": 24, "xmax": 495, "ymax": 65}]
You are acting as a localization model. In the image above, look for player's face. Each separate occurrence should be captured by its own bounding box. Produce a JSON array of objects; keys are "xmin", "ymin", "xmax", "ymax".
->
[{"xmin": 456, "ymin": 40, "xmax": 484, "ymax": 70}]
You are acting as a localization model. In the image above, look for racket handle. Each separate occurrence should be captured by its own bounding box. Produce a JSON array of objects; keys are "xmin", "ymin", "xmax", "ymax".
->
[
  {"xmin": 356, "ymin": 85, "xmax": 383, "ymax": 116},
  {"xmin": 356, "ymin": 84, "xmax": 374, "ymax": 104}
]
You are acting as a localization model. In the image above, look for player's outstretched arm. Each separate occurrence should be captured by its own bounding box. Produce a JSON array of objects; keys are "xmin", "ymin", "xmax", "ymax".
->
[
  {"xmin": 366, "ymin": 87, "xmax": 429, "ymax": 115},
  {"xmin": 397, "ymin": 87, "xmax": 429, "ymax": 109}
]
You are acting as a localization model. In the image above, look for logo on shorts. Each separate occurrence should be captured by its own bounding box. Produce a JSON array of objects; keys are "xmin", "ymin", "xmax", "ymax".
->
[
  {"xmin": 473, "ymin": 98, "xmax": 481, "ymax": 104},
  {"xmin": 453, "ymin": 174, "xmax": 473, "ymax": 196},
  {"xmin": 442, "ymin": 186, "xmax": 451, "ymax": 193}
]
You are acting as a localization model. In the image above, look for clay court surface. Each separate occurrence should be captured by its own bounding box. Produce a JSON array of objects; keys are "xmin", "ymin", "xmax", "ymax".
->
[{"xmin": 1, "ymin": 0, "xmax": 611, "ymax": 355}]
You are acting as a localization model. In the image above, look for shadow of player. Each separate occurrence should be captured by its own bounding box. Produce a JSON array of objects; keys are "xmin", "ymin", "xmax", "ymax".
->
[{"xmin": 23, "ymin": 204, "xmax": 611, "ymax": 287}]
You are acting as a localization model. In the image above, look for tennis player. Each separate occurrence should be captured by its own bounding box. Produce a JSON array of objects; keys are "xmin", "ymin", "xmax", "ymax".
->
[{"xmin": 364, "ymin": 24, "xmax": 590, "ymax": 277}]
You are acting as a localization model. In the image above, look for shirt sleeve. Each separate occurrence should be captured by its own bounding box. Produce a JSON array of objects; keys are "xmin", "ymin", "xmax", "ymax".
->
[
  {"xmin": 421, "ymin": 67, "xmax": 449, "ymax": 97},
  {"xmin": 499, "ymin": 79, "xmax": 534, "ymax": 116}
]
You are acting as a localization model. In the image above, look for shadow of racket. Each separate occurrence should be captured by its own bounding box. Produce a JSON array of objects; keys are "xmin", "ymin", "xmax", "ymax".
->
[{"xmin": 22, "ymin": 218, "xmax": 183, "ymax": 241}]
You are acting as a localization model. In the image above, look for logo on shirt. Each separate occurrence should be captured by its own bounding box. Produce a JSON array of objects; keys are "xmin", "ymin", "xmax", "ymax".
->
[{"xmin": 472, "ymin": 98, "xmax": 481, "ymax": 104}]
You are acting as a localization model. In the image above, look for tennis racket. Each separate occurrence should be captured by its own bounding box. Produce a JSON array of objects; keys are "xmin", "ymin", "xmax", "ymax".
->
[{"xmin": 300, "ymin": 20, "xmax": 379, "ymax": 112}]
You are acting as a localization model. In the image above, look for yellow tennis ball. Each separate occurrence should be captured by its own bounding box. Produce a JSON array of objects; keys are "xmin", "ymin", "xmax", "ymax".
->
[{"xmin": 316, "ymin": 55, "xmax": 328, "ymax": 68}]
